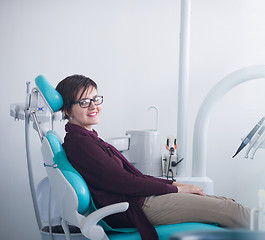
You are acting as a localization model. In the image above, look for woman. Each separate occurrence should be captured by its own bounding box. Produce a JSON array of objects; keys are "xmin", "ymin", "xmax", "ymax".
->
[{"xmin": 56, "ymin": 75, "xmax": 251, "ymax": 240}]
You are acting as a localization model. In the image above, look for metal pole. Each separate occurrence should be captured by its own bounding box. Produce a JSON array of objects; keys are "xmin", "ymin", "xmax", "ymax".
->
[
  {"xmin": 177, "ymin": 0, "xmax": 191, "ymax": 176},
  {"xmin": 25, "ymin": 83, "xmax": 43, "ymax": 230}
]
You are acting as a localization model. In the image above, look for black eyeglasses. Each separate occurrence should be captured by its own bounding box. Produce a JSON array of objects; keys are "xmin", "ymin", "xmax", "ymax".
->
[{"xmin": 72, "ymin": 96, "xmax": 103, "ymax": 108}]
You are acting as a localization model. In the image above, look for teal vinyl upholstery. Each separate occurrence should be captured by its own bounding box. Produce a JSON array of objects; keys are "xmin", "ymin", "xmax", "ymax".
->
[
  {"xmin": 46, "ymin": 132, "xmax": 90, "ymax": 215},
  {"xmin": 35, "ymin": 75, "xmax": 63, "ymax": 112}
]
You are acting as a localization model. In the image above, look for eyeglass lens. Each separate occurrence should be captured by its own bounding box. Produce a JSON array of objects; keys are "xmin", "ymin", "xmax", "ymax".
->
[{"xmin": 79, "ymin": 96, "xmax": 103, "ymax": 108}]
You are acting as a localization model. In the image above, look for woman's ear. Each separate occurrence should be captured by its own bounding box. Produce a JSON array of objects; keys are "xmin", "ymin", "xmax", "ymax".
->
[{"xmin": 64, "ymin": 110, "xmax": 72, "ymax": 120}]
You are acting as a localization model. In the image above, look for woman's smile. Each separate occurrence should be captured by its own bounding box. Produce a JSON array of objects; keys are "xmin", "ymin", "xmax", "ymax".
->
[{"xmin": 87, "ymin": 112, "xmax": 97, "ymax": 117}]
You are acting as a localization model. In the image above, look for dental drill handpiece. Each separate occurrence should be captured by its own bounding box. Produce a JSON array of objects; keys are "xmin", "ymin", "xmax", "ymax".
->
[
  {"xmin": 232, "ymin": 117, "xmax": 265, "ymax": 158},
  {"xmin": 245, "ymin": 126, "xmax": 265, "ymax": 158},
  {"xmin": 249, "ymin": 128, "xmax": 265, "ymax": 159}
]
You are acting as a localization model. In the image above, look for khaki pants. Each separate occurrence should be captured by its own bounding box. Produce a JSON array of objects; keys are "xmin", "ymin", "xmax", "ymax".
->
[{"xmin": 142, "ymin": 193, "xmax": 251, "ymax": 228}]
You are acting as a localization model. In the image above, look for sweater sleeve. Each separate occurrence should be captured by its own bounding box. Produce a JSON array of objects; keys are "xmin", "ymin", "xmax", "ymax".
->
[
  {"xmin": 64, "ymin": 134, "xmax": 178, "ymax": 197},
  {"xmin": 144, "ymin": 175, "xmax": 174, "ymax": 184}
]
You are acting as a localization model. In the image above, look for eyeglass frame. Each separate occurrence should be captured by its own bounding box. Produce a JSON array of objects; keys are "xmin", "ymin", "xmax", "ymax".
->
[{"xmin": 72, "ymin": 96, "xmax": 103, "ymax": 108}]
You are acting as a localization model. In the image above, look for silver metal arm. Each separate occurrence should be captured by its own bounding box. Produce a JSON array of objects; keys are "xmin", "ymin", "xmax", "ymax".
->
[
  {"xmin": 31, "ymin": 110, "xmax": 44, "ymax": 141},
  {"xmin": 24, "ymin": 83, "xmax": 43, "ymax": 230}
]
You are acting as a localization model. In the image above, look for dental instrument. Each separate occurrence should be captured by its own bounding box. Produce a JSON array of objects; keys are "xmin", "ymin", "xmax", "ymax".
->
[
  {"xmin": 245, "ymin": 126, "xmax": 265, "ymax": 158},
  {"xmin": 249, "ymin": 128, "xmax": 265, "ymax": 159},
  {"xmin": 164, "ymin": 135, "xmax": 177, "ymax": 180},
  {"xmin": 162, "ymin": 136, "xmax": 184, "ymax": 180},
  {"xmin": 232, "ymin": 117, "xmax": 265, "ymax": 158}
]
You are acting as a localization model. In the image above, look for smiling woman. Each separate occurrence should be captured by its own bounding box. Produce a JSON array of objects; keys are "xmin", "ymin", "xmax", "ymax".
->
[{"xmin": 56, "ymin": 75, "xmax": 103, "ymax": 131}]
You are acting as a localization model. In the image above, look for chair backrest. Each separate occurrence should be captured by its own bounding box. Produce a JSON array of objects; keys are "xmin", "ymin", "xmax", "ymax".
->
[
  {"xmin": 46, "ymin": 131, "xmax": 90, "ymax": 215},
  {"xmin": 41, "ymin": 131, "xmax": 89, "ymax": 227}
]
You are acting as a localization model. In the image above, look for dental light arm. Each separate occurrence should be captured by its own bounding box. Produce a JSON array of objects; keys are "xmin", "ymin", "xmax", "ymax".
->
[{"xmin": 232, "ymin": 117, "xmax": 265, "ymax": 158}]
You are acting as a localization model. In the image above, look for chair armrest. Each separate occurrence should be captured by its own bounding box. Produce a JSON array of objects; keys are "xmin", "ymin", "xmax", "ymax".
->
[{"xmin": 80, "ymin": 202, "xmax": 129, "ymax": 240}]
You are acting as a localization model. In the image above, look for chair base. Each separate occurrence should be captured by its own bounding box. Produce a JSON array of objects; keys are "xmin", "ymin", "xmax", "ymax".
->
[
  {"xmin": 41, "ymin": 225, "xmax": 85, "ymax": 240},
  {"xmin": 40, "ymin": 223, "xmax": 221, "ymax": 240}
]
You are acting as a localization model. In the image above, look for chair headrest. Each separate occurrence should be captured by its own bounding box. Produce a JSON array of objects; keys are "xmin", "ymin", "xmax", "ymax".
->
[
  {"xmin": 35, "ymin": 75, "xmax": 63, "ymax": 113},
  {"xmin": 46, "ymin": 131, "xmax": 90, "ymax": 215}
]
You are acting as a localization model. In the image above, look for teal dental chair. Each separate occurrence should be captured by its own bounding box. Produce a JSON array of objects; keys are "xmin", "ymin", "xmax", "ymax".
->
[{"xmin": 34, "ymin": 75, "xmax": 221, "ymax": 240}]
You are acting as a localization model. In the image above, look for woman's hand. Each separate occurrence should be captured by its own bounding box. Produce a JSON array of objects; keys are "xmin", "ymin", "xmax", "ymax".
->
[{"xmin": 172, "ymin": 182, "xmax": 206, "ymax": 196}]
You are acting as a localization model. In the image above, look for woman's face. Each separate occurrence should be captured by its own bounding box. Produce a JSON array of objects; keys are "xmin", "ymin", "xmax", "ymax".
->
[{"xmin": 66, "ymin": 86, "xmax": 102, "ymax": 131}]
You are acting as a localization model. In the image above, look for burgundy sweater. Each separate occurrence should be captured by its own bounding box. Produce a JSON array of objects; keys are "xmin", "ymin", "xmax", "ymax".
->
[{"xmin": 63, "ymin": 123, "xmax": 178, "ymax": 240}]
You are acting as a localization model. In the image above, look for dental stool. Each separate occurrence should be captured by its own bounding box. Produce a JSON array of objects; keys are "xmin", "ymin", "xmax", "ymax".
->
[{"xmin": 35, "ymin": 75, "xmax": 221, "ymax": 240}]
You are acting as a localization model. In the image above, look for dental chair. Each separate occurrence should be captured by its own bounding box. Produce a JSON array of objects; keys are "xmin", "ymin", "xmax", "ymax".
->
[{"xmin": 26, "ymin": 75, "xmax": 223, "ymax": 240}]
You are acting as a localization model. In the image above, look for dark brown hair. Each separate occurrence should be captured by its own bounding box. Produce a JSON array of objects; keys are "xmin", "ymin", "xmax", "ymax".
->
[{"xmin": 56, "ymin": 74, "xmax": 98, "ymax": 119}]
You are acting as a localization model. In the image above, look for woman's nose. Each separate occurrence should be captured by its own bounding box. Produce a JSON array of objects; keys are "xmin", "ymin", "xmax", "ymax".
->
[{"xmin": 88, "ymin": 101, "xmax": 96, "ymax": 109}]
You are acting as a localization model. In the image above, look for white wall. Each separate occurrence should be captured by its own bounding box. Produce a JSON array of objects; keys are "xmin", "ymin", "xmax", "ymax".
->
[{"xmin": 1, "ymin": 0, "xmax": 265, "ymax": 239}]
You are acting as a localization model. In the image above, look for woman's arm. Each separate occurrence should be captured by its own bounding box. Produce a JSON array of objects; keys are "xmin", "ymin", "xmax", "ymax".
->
[
  {"xmin": 172, "ymin": 182, "xmax": 206, "ymax": 196},
  {"xmin": 144, "ymin": 175, "xmax": 174, "ymax": 185},
  {"xmin": 64, "ymin": 136, "xmax": 178, "ymax": 197},
  {"xmin": 145, "ymin": 175, "xmax": 206, "ymax": 196}
]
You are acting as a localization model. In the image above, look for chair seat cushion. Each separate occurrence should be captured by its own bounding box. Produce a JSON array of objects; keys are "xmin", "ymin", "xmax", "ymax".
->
[{"xmin": 107, "ymin": 222, "xmax": 222, "ymax": 240}]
